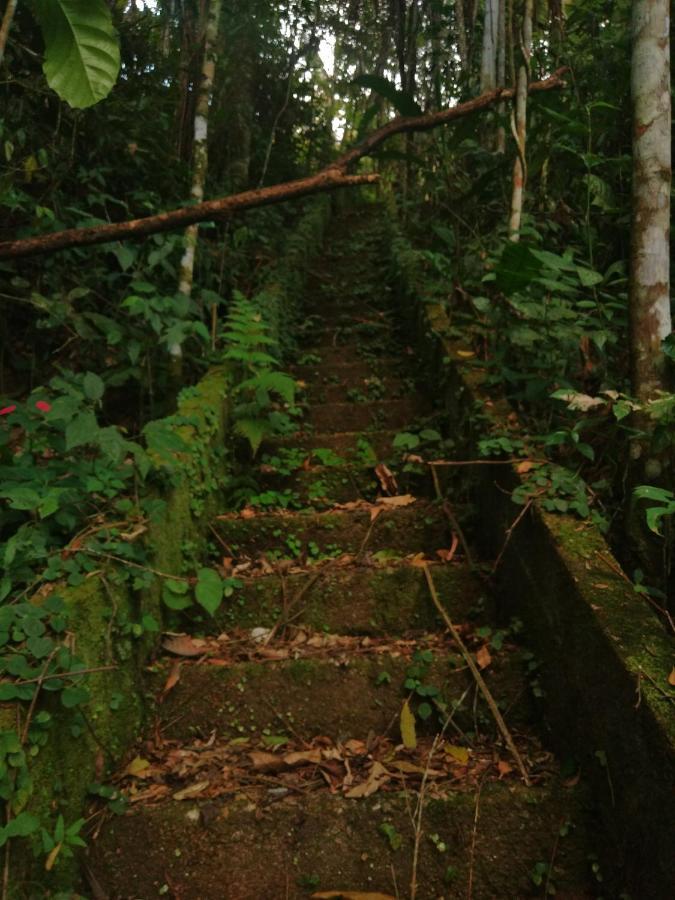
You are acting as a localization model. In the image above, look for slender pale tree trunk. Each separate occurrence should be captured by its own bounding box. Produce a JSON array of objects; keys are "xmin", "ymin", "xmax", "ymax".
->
[
  {"xmin": 0, "ymin": 0, "xmax": 18, "ymax": 65},
  {"xmin": 169, "ymin": 0, "xmax": 222, "ymax": 381},
  {"xmin": 496, "ymin": 0, "xmax": 507, "ymax": 152},
  {"xmin": 630, "ymin": 0, "xmax": 672, "ymax": 404},
  {"xmin": 508, "ymin": 0, "xmax": 533, "ymax": 239},
  {"xmin": 480, "ymin": 0, "xmax": 499, "ymax": 92}
]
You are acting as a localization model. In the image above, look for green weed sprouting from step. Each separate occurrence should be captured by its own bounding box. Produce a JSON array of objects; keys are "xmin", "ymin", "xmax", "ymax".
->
[{"xmin": 222, "ymin": 293, "xmax": 298, "ymax": 455}]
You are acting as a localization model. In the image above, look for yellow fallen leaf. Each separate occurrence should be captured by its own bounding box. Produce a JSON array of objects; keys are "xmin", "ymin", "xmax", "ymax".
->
[
  {"xmin": 125, "ymin": 756, "xmax": 150, "ymax": 777},
  {"xmin": 668, "ymin": 667, "xmax": 675, "ymax": 687},
  {"xmin": 44, "ymin": 842, "xmax": 62, "ymax": 872},
  {"xmin": 445, "ymin": 744, "xmax": 470, "ymax": 765},
  {"xmin": 456, "ymin": 349, "xmax": 475, "ymax": 359},
  {"xmin": 173, "ymin": 780, "xmax": 210, "ymax": 801},
  {"xmin": 400, "ymin": 700, "xmax": 417, "ymax": 750}
]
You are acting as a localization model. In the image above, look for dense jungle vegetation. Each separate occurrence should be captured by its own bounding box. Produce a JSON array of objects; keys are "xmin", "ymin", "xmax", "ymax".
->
[{"xmin": 0, "ymin": 0, "xmax": 673, "ymax": 897}]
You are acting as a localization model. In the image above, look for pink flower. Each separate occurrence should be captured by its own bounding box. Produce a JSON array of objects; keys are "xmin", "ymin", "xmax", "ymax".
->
[
  {"xmin": 0, "ymin": 405, "xmax": 16, "ymax": 416},
  {"xmin": 35, "ymin": 400, "xmax": 52, "ymax": 413}
]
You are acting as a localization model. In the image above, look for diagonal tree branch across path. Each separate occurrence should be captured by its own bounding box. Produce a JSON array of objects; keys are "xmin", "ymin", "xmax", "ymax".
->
[{"xmin": 0, "ymin": 69, "xmax": 567, "ymax": 260}]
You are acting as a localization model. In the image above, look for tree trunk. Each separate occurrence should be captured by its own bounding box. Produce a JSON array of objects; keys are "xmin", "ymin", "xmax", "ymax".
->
[
  {"xmin": 508, "ymin": 0, "xmax": 533, "ymax": 239},
  {"xmin": 496, "ymin": 0, "xmax": 507, "ymax": 152},
  {"xmin": 480, "ymin": 0, "xmax": 499, "ymax": 92},
  {"xmin": 170, "ymin": 0, "xmax": 222, "ymax": 382},
  {"xmin": 630, "ymin": 0, "xmax": 672, "ymax": 404},
  {"xmin": 454, "ymin": 0, "xmax": 469, "ymax": 76},
  {"xmin": 0, "ymin": 0, "xmax": 18, "ymax": 65}
]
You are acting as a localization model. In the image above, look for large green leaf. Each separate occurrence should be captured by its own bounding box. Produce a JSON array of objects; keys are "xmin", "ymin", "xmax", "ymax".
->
[
  {"xmin": 33, "ymin": 0, "xmax": 120, "ymax": 109},
  {"xmin": 353, "ymin": 74, "xmax": 422, "ymax": 117}
]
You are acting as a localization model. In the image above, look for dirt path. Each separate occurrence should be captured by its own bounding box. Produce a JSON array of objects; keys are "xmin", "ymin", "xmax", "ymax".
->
[{"xmin": 90, "ymin": 210, "xmax": 597, "ymax": 899}]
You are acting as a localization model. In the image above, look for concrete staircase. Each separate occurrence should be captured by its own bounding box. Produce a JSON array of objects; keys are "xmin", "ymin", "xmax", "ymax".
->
[{"xmin": 90, "ymin": 211, "xmax": 595, "ymax": 899}]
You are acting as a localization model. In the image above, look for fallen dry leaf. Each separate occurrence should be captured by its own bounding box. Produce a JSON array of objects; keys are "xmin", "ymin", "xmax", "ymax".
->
[
  {"xmin": 369, "ymin": 505, "xmax": 383, "ymax": 523},
  {"xmin": 173, "ymin": 780, "xmax": 210, "ymax": 801},
  {"xmin": 239, "ymin": 507, "xmax": 256, "ymax": 519},
  {"xmin": 249, "ymin": 751, "xmax": 286, "ymax": 773},
  {"xmin": 376, "ymin": 494, "xmax": 415, "ymax": 508},
  {"xmin": 476, "ymin": 644, "xmax": 492, "ymax": 670},
  {"xmin": 497, "ymin": 760, "xmax": 513, "ymax": 778},
  {"xmin": 437, "ymin": 532, "xmax": 459, "ymax": 563},
  {"xmin": 668, "ymin": 667, "xmax": 675, "ymax": 687},
  {"xmin": 400, "ymin": 700, "xmax": 417, "ymax": 750},
  {"xmin": 283, "ymin": 749, "xmax": 322, "ymax": 767},
  {"xmin": 445, "ymin": 745, "xmax": 470, "ymax": 765},
  {"xmin": 516, "ymin": 460, "xmax": 536, "ymax": 475},
  {"xmin": 163, "ymin": 634, "xmax": 208, "ymax": 657},
  {"xmin": 344, "ymin": 761, "xmax": 390, "ymax": 798},
  {"xmin": 374, "ymin": 463, "xmax": 398, "ymax": 495},
  {"xmin": 125, "ymin": 756, "xmax": 151, "ymax": 778}
]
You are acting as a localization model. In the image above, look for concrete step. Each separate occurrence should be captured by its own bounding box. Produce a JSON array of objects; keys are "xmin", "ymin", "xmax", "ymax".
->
[
  {"xmin": 266, "ymin": 428, "xmax": 399, "ymax": 460},
  {"xmin": 305, "ymin": 397, "xmax": 429, "ymax": 433},
  {"xmin": 91, "ymin": 777, "xmax": 594, "ymax": 900},
  {"xmin": 150, "ymin": 643, "xmax": 530, "ymax": 745},
  {"xmin": 213, "ymin": 499, "xmax": 449, "ymax": 560},
  {"xmin": 219, "ymin": 560, "xmax": 481, "ymax": 634}
]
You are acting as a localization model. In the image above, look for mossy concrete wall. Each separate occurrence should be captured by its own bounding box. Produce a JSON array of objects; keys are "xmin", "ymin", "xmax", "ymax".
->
[
  {"xmin": 6, "ymin": 198, "xmax": 331, "ymax": 893},
  {"xmin": 388, "ymin": 220, "xmax": 675, "ymax": 898}
]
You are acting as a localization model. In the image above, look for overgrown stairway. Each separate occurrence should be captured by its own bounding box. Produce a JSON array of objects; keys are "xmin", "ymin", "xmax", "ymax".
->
[{"xmin": 91, "ymin": 210, "xmax": 596, "ymax": 899}]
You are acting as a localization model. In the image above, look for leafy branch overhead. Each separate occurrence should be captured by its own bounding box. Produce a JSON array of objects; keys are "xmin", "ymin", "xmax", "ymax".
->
[{"xmin": 0, "ymin": 68, "xmax": 567, "ymax": 260}]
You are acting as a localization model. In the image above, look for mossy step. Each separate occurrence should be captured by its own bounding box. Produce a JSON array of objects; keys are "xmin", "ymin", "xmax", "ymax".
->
[
  {"xmin": 292, "ymin": 357, "xmax": 405, "ymax": 386},
  {"xmin": 256, "ymin": 462, "xmax": 432, "ymax": 506},
  {"xmin": 302, "ymin": 375, "xmax": 410, "ymax": 404},
  {"xmin": 151, "ymin": 649, "xmax": 530, "ymax": 744},
  {"xmin": 213, "ymin": 500, "xmax": 448, "ymax": 559},
  {"xmin": 306, "ymin": 397, "xmax": 430, "ymax": 433},
  {"xmin": 221, "ymin": 560, "xmax": 481, "ymax": 634},
  {"xmin": 266, "ymin": 428, "xmax": 398, "ymax": 460},
  {"xmin": 304, "ymin": 344, "xmax": 406, "ymax": 367},
  {"xmin": 91, "ymin": 781, "xmax": 594, "ymax": 900}
]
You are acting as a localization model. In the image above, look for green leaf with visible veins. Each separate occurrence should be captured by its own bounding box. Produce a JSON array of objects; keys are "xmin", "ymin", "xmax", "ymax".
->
[{"xmin": 33, "ymin": 0, "xmax": 120, "ymax": 109}]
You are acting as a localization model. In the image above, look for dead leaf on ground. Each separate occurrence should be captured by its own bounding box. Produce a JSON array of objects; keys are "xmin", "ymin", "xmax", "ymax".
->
[
  {"xmin": 437, "ymin": 532, "xmax": 459, "ymax": 562},
  {"xmin": 239, "ymin": 507, "xmax": 256, "ymax": 519},
  {"xmin": 173, "ymin": 780, "xmax": 210, "ymax": 801},
  {"xmin": 476, "ymin": 644, "xmax": 492, "ymax": 670},
  {"xmin": 249, "ymin": 751, "xmax": 286, "ymax": 773},
  {"xmin": 163, "ymin": 634, "xmax": 208, "ymax": 657},
  {"xmin": 369, "ymin": 505, "xmax": 383, "ymax": 523},
  {"xmin": 400, "ymin": 700, "xmax": 417, "ymax": 750},
  {"xmin": 344, "ymin": 761, "xmax": 390, "ymax": 798},
  {"xmin": 668, "ymin": 667, "xmax": 675, "ymax": 687},
  {"xmin": 376, "ymin": 494, "xmax": 415, "ymax": 508},
  {"xmin": 283, "ymin": 748, "xmax": 322, "ymax": 767},
  {"xmin": 445, "ymin": 745, "xmax": 470, "ymax": 765},
  {"xmin": 374, "ymin": 463, "xmax": 398, "ymax": 495},
  {"xmin": 497, "ymin": 760, "xmax": 513, "ymax": 778},
  {"xmin": 125, "ymin": 756, "xmax": 151, "ymax": 778}
]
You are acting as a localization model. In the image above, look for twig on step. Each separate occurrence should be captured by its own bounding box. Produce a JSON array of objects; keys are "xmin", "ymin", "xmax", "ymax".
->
[
  {"xmin": 422, "ymin": 563, "xmax": 531, "ymax": 785},
  {"xmin": 429, "ymin": 465, "xmax": 475, "ymax": 570}
]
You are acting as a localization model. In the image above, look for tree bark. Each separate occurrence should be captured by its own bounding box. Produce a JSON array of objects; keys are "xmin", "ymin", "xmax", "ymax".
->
[
  {"xmin": 0, "ymin": 0, "xmax": 19, "ymax": 66},
  {"xmin": 480, "ymin": 0, "xmax": 499, "ymax": 92},
  {"xmin": 508, "ymin": 0, "xmax": 533, "ymax": 239},
  {"xmin": 630, "ymin": 0, "xmax": 672, "ymax": 403},
  {"xmin": 0, "ymin": 69, "xmax": 567, "ymax": 261},
  {"xmin": 170, "ymin": 0, "xmax": 222, "ymax": 377}
]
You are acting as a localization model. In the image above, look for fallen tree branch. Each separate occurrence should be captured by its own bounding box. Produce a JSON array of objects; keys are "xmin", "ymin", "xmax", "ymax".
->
[
  {"xmin": 0, "ymin": 68, "xmax": 567, "ymax": 260},
  {"xmin": 422, "ymin": 562, "xmax": 531, "ymax": 785}
]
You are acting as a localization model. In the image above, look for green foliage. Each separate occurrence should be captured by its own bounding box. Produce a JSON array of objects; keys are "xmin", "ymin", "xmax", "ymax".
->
[
  {"xmin": 32, "ymin": 0, "xmax": 120, "ymax": 108},
  {"xmin": 223, "ymin": 294, "xmax": 299, "ymax": 455},
  {"xmin": 353, "ymin": 74, "xmax": 422, "ymax": 117}
]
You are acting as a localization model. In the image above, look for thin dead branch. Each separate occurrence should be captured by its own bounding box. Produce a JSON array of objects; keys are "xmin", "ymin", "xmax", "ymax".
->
[
  {"xmin": 0, "ymin": 69, "xmax": 567, "ymax": 260},
  {"xmin": 422, "ymin": 563, "xmax": 531, "ymax": 785}
]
